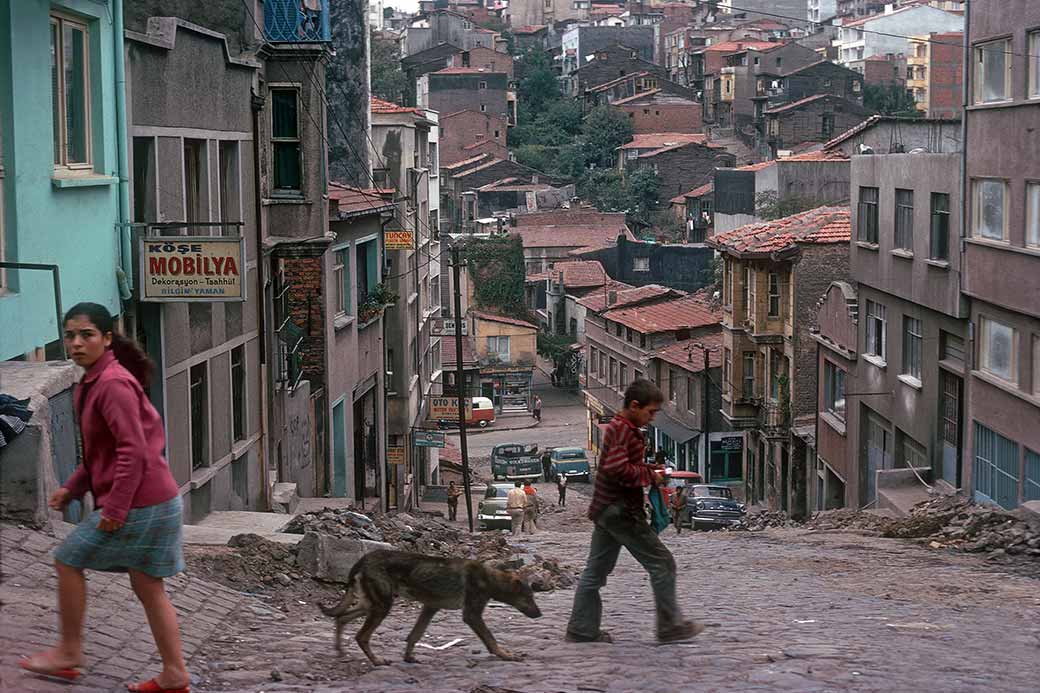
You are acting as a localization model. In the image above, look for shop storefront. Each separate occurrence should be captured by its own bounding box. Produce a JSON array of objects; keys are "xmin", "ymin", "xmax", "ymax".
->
[
  {"xmin": 650, "ymin": 413, "xmax": 699, "ymax": 472},
  {"xmin": 480, "ymin": 366, "xmax": 534, "ymax": 413}
]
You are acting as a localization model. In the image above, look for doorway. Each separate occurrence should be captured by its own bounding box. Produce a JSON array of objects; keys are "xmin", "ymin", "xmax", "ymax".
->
[
  {"xmin": 780, "ymin": 446, "xmax": 789, "ymax": 512},
  {"xmin": 865, "ymin": 411, "xmax": 893, "ymax": 506},
  {"xmin": 939, "ymin": 371, "xmax": 963, "ymax": 488}
]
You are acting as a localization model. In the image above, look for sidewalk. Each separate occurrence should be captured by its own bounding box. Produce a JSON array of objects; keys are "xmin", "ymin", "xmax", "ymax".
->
[{"xmin": 0, "ymin": 525, "xmax": 250, "ymax": 692}]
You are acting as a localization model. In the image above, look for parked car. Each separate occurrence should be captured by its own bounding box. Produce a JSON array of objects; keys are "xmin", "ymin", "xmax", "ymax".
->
[
  {"xmin": 659, "ymin": 470, "xmax": 702, "ymax": 511},
  {"xmin": 685, "ymin": 485, "xmax": 746, "ymax": 529},
  {"xmin": 550, "ymin": 447, "xmax": 591, "ymax": 482},
  {"xmin": 491, "ymin": 443, "xmax": 542, "ymax": 481},
  {"xmin": 435, "ymin": 396, "xmax": 496, "ymax": 429},
  {"xmin": 477, "ymin": 482, "xmax": 515, "ymax": 531}
]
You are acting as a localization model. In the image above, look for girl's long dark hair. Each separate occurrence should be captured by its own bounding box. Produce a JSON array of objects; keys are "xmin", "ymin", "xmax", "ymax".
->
[{"xmin": 64, "ymin": 302, "xmax": 155, "ymax": 390}]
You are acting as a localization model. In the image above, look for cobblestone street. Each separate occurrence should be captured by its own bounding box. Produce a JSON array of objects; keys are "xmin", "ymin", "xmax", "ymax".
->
[{"xmin": 5, "ymin": 491, "xmax": 1039, "ymax": 692}]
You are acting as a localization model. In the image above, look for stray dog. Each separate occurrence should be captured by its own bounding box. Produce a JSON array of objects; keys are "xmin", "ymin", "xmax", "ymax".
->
[{"xmin": 319, "ymin": 549, "xmax": 542, "ymax": 665}]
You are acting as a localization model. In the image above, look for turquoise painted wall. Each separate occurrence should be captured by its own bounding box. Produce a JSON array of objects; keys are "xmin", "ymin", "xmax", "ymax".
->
[{"xmin": 0, "ymin": 0, "xmax": 122, "ymax": 359}]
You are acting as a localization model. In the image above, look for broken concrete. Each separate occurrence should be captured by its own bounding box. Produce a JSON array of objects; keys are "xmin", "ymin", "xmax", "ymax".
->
[{"xmin": 295, "ymin": 531, "xmax": 392, "ymax": 583}]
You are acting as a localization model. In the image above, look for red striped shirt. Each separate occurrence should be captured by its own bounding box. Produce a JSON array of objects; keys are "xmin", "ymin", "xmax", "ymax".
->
[{"xmin": 588, "ymin": 414, "xmax": 655, "ymax": 521}]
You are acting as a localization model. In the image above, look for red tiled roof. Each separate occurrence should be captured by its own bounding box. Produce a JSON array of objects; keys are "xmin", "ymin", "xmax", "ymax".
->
[
  {"xmin": 696, "ymin": 40, "xmax": 778, "ymax": 54},
  {"xmin": 603, "ymin": 293, "xmax": 721, "ymax": 335},
  {"xmin": 472, "ymin": 310, "xmax": 538, "ymax": 330},
  {"xmin": 441, "ymin": 153, "xmax": 492, "ymax": 171},
  {"xmin": 780, "ymin": 149, "xmax": 850, "ymax": 162},
  {"xmin": 546, "ymin": 260, "xmax": 608, "ymax": 289},
  {"xmin": 652, "ymin": 333, "xmax": 725, "ymax": 373},
  {"xmin": 619, "ymin": 133, "xmax": 708, "ymax": 150},
  {"xmin": 513, "ymin": 224, "xmax": 632, "ymax": 250},
  {"xmin": 371, "ymin": 97, "xmax": 420, "ymax": 114},
  {"xmin": 612, "ymin": 89, "xmax": 663, "ymax": 106},
  {"xmin": 578, "ymin": 284, "xmax": 680, "ymax": 313},
  {"xmin": 512, "ymin": 25, "xmax": 547, "ymax": 34},
  {"xmin": 589, "ymin": 71, "xmax": 653, "ymax": 93},
  {"xmin": 708, "ymin": 205, "xmax": 851, "ymax": 257},
  {"xmin": 670, "ymin": 181, "xmax": 713, "ymax": 204},
  {"xmin": 328, "ymin": 182, "xmax": 395, "ymax": 217},
  {"xmin": 526, "ymin": 270, "xmax": 549, "ymax": 283},
  {"xmin": 734, "ymin": 160, "xmax": 775, "ymax": 172},
  {"xmin": 433, "ymin": 66, "xmax": 507, "ymax": 75},
  {"xmin": 823, "ymin": 114, "xmax": 883, "ymax": 149},
  {"xmin": 764, "ymin": 93, "xmax": 830, "ymax": 114},
  {"xmin": 441, "ymin": 334, "xmax": 479, "ymax": 369}
]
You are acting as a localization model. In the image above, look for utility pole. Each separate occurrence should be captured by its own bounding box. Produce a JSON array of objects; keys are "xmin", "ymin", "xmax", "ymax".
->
[
  {"xmin": 450, "ymin": 243, "xmax": 475, "ymax": 532},
  {"xmin": 702, "ymin": 345, "xmax": 711, "ymax": 484}
]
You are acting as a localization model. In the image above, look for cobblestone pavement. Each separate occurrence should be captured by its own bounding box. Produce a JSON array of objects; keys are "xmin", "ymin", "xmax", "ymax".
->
[
  {"xmin": 0, "ymin": 524, "xmax": 249, "ymax": 692},
  {"xmin": 6, "ymin": 495, "xmax": 1040, "ymax": 692}
]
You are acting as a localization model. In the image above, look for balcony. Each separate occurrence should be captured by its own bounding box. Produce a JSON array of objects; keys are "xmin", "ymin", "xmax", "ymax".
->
[
  {"xmin": 263, "ymin": 0, "xmax": 330, "ymax": 43},
  {"xmin": 759, "ymin": 400, "xmax": 789, "ymax": 439}
]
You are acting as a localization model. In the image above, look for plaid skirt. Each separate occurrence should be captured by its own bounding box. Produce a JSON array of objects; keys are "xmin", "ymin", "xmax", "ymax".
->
[{"xmin": 54, "ymin": 496, "xmax": 185, "ymax": 578}]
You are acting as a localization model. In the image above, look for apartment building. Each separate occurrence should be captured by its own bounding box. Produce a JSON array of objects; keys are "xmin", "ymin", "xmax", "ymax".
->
[
  {"xmin": 906, "ymin": 32, "xmax": 963, "ymax": 119},
  {"xmin": 961, "ymin": 0, "xmax": 1040, "ymax": 509},
  {"xmin": 836, "ymin": 4, "xmax": 962, "ymax": 73},
  {"xmin": 708, "ymin": 206, "xmax": 852, "ymax": 517}
]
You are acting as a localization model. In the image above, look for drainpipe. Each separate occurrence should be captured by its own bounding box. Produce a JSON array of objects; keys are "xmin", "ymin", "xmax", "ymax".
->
[
  {"xmin": 252, "ymin": 87, "xmax": 271, "ymax": 511},
  {"xmin": 959, "ymin": 1, "xmax": 972, "ymax": 499},
  {"xmin": 113, "ymin": 0, "xmax": 132, "ymax": 295}
]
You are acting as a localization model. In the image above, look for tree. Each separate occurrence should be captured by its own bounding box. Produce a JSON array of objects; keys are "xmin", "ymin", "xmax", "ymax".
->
[
  {"xmin": 577, "ymin": 169, "xmax": 628, "ymax": 212},
  {"xmin": 513, "ymin": 144, "xmax": 554, "ymax": 173},
  {"xmin": 864, "ymin": 83, "xmax": 921, "ymax": 118},
  {"xmin": 370, "ymin": 37, "xmax": 411, "ymax": 105},
  {"xmin": 625, "ymin": 168, "xmax": 661, "ymax": 224},
  {"xmin": 517, "ymin": 50, "xmax": 561, "ymax": 116},
  {"xmin": 581, "ymin": 106, "xmax": 634, "ymax": 169}
]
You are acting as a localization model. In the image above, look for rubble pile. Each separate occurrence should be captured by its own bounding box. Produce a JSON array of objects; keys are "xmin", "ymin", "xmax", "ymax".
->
[
  {"xmin": 282, "ymin": 507, "xmax": 385, "ymax": 542},
  {"xmin": 489, "ymin": 555, "xmax": 579, "ymax": 592},
  {"xmin": 731, "ymin": 510, "xmax": 795, "ymax": 531},
  {"xmin": 185, "ymin": 533, "xmax": 308, "ymax": 593},
  {"xmin": 881, "ymin": 495, "xmax": 1040, "ymax": 556},
  {"xmin": 803, "ymin": 509, "xmax": 890, "ymax": 532}
]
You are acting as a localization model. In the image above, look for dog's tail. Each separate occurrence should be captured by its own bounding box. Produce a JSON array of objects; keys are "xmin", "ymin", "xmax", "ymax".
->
[{"xmin": 317, "ymin": 558, "xmax": 366, "ymax": 617}]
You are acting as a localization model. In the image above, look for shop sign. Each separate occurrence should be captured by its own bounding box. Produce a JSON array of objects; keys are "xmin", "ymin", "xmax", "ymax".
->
[
  {"xmin": 387, "ymin": 447, "xmax": 407, "ymax": 464},
  {"xmin": 433, "ymin": 318, "xmax": 468, "ymax": 336},
  {"xmin": 384, "ymin": 230, "xmax": 414, "ymax": 250},
  {"xmin": 429, "ymin": 396, "xmax": 473, "ymax": 421},
  {"xmin": 586, "ymin": 394, "xmax": 605, "ymax": 416},
  {"xmin": 414, "ymin": 430, "xmax": 446, "ymax": 448},
  {"xmin": 720, "ymin": 436, "xmax": 744, "ymax": 451},
  {"xmin": 140, "ymin": 236, "xmax": 245, "ymax": 302}
]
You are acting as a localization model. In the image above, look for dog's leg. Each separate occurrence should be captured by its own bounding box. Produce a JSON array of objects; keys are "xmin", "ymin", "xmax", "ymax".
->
[
  {"xmin": 403, "ymin": 606, "xmax": 439, "ymax": 664},
  {"xmin": 355, "ymin": 600, "xmax": 393, "ymax": 666},
  {"xmin": 462, "ymin": 597, "xmax": 522, "ymax": 662},
  {"xmin": 334, "ymin": 607, "xmax": 367, "ymax": 653}
]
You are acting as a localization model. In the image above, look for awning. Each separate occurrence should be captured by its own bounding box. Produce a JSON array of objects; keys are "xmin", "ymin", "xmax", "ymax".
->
[{"xmin": 651, "ymin": 414, "xmax": 699, "ymax": 445}]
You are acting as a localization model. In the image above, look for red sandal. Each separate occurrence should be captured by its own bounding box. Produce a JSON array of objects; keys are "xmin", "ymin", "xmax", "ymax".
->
[
  {"xmin": 18, "ymin": 656, "xmax": 82, "ymax": 681},
  {"xmin": 126, "ymin": 678, "xmax": 190, "ymax": 693}
]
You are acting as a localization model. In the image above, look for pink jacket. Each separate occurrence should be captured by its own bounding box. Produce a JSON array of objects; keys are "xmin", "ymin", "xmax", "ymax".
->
[{"xmin": 63, "ymin": 350, "xmax": 179, "ymax": 523}]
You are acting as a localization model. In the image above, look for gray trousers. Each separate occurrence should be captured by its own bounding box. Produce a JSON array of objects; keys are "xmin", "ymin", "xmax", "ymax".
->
[{"xmin": 566, "ymin": 502, "xmax": 683, "ymax": 639}]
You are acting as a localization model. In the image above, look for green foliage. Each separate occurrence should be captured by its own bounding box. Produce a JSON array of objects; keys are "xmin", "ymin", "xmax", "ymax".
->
[
  {"xmin": 863, "ymin": 83, "xmax": 922, "ymax": 118},
  {"xmin": 538, "ymin": 331, "xmax": 575, "ymax": 361},
  {"xmin": 576, "ymin": 168, "xmax": 660, "ymax": 224},
  {"xmin": 513, "ymin": 144, "xmax": 555, "ymax": 173},
  {"xmin": 371, "ymin": 37, "xmax": 411, "ymax": 105},
  {"xmin": 517, "ymin": 50, "xmax": 562, "ymax": 115},
  {"xmin": 754, "ymin": 191, "xmax": 821, "ymax": 221},
  {"xmin": 580, "ymin": 106, "xmax": 634, "ymax": 169},
  {"xmin": 463, "ymin": 236, "xmax": 528, "ymax": 315},
  {"xmin": 625, "ymin": 168, "xmax": 661, "ymax": 223}
]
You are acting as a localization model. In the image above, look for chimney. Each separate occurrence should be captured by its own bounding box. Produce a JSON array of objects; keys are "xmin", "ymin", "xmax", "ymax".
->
[{"xmin": 607, "ymin": 290, "xmax": 618, "ymax": 305}]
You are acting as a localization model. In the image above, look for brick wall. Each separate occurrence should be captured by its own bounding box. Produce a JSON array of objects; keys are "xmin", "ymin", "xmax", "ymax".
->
[
  {"xmin": 440, "ymin": 111, "xmax": 508, "ymax": 165},
  {"xmin": 619, "ymin": 100, "xmax": 703, "ymax": 134},
  {"xmin": 451, "ymin": 47, "xmax": 514, "ymax": 79},
  {"xmin": 630, "ymin": 143, "xmax": 735, "ymax": 204},
  {"xmin": 282, "ymin": 255, "xmax": 328, "ymax": 386},
  {"xmin": 927, "ymin": 33, "xmax": 963, "ymax": 119},
  {"xmin": 771, "ymin": 99, "xmax": 868, "ymax": 153},
  {"xmin": 427, "ymin": 72, "xmax": 509, "ymax": 120}
]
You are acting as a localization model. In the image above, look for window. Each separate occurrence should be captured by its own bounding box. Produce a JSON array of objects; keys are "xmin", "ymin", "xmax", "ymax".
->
[
  {"xmin": 973, "ymin": 423, "xmax": 1020, "ymax": 509},
  {"xmin": 857, "ymin": 187, "xmax": 879, "ymax": 244},
  {"xmin": 480, "ymin": 104, "xmax": 487, "ymax": 112},
  {"xmin": 478, "ymin": 81, "xmax": 487, "ymax": 89},
  {"xmin": 609, "ymin": 358, "xmax": 618, "ymax": 388},
  {"xmin": 930, "ymin": 192, "xmax": 950, "ymax": 260},
  {"xmin": 902, "ymin": 316, "xmax": 922, "ymax": 381},
  {"xmin": 823, "ymin": 361, "xmax": 846, "ymax": 420},
  {"xmin": 979, "ymin": 317, "xmax": 1015, "ymax": 382},
  {"xmin": 333, "ymin": 248, "xmax": 350, "ymax": 316},
  {"xmin": 626, "ymin": 328, "xmax": 633, "ymax": 343},
  {"xmin": 769, "ymin": 349, "xmax": 783, "ymax": 401},
  {"xmin": 183, "ymin": 139, "xmax": 207, "ymax": 224},
  {"xmin": 742, "ymin": 351, "xmax": 755, "ymax": 399},
  {"xmin": 974, "ymin": 39, "xmax": 1011, "ymax": 104},
  {"xmin": 615, "ymin": 322, "xmax": 623, "ymax": 337},
  {"xmin": 599, "ymin": 352, "xmax": 606, "ymax": 377},
  {"xmin": 722, "ymin": 260, "xmax": 730, "ymax": 307},
  {"xmin": 640, "ymin": 333, "xmax": 647, "ymax": 348},
  {"xmin": 941, "ymin": 330, "xmax": 965, "ymax": 365},
  {"xmin": 900, "ymin": 435, "xmax": 927, "ymax": 469},
  {"xmin": 743, "ymin": 266, "xmax": 752, "ymax": 318},
  {"xmin": 865, "ymin": 299, "xmax": 887, "ymax": 361},
  {"xmin": 973, "ymin": 179, "xmax": 1007, "ymax": 241},
  {"xmin": 190, "ymin": 363, "xmax": 209, "ymax": 470},
  {"xmin": 231, "ymin": 345, "xmax": 246, "ymax": 442},
  {"xmin": 632, "ymin": 257, "xmax": 650, "ymax": 272},
  {"xmin": 894, "ymin": 189, "xmax": 913, "ymax": 251},
  {"xmin": 218, "ymin": 141, "xmax": 240, "ymax": 224},
  {"xmin": 271, "ymin": 88, "xmax": 302, "ymax": 191},
  {"xmin": 722, "ymin": 348, "xmax": 731, "ymax": 394},
  {"xmin": 1027, "ymin": 183, "xmax": 1040, "ymax": 248},
  {"xmin": 429, "ymin": 142, "xmax": 439, "ymax": 173},
  {"xmin": 356, "ymin": 239, "xmax": 378, "ymax": 303},
  {"xmin": 821, "ymin": 113, "xmax": 834, "ymax": 137},
  {"xmin": 494, "ymin": 129, "xmax": 500, "ymax": 139},
  {"xmin": 687, "ymin": 376, "xmax": 696, "ymax": 412},
  {"xmin": 589, "ymin": 347, "xmax": 598, "ymax": 375},
  {"xmin": 50, "ymin": 14, "xmax": 91, "ymax": 169},
  {"xmin": 1026, "ymin": 449, "xmax": 1040, "ymax": 502},
  {"xmin": 1030, "ymin": 32, "xmax": 1040, "ymax": 99},
  {"xmin": 620, "ymin": 363, "xmax": 628, "ymax": 389},
  {"xmin": 1034, "ymin": 336, "xmax": 1040, "ymax": 395},
  {"xmin": 767, "ymin": 273, "xmax": 780, "ymax": 318},
  {"xmin": 669, "ymin": 370, "xmax": 677, "ymax": 402}
]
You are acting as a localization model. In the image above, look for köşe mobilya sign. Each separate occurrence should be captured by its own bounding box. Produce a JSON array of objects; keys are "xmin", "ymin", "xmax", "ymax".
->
[{"xmin": 140, "ymin": 236, "xmax": 246, "ymax": 302}]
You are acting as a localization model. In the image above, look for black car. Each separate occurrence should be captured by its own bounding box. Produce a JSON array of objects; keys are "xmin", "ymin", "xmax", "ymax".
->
[{"xmin": 685, "ymin": 485, "xmax": 746, "ymax": 529}]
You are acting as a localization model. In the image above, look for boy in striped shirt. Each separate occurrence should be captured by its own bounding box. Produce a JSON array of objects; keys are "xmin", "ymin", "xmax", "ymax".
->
[{"xmin": 565, "ymin": 379, "xmax": 704, "ymax": 644}]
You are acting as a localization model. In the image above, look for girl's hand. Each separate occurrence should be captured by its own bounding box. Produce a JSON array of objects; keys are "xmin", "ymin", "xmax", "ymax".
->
[
  {"xmin": 48, "ymin": 488, "xmax": 72, "ymax": 511},
  {"xmin": 97, "ymin": 516, "xmax": 124, "ymax": 532}
]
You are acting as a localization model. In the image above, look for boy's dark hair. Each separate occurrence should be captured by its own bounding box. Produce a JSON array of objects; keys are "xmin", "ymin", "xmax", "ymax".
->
[
  {"xmin": 514, "ymin": 481, "xmax": 522, "ymax": 487},
  {"xmin": 624, "ymin": 378, "xmax": 664, "ymax": 408}
]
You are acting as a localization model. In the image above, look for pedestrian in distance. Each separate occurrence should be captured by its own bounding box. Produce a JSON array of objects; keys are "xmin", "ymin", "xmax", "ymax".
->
[
  {"xmin": 506, "ymin": 481, "xmax": 527, "ymax": 536},
  {"xmin": 541, "ymin": 449, "xmax": 553, "ymax": 483},
  {"xmin": 670, "ymin": 485, "xmax": 687, "ymax": 535},
  {"xmin": 532, "ymin": 395, "xmax": 543, "ymax": 422},
  {"xmin": 19, "ymin": 303, "xmax": 191, "ymax": 693},
  {"xmin": 565, "ymin": 378, "xmax": 704, "ymax": 645},
  {"xmin": 522, "ymin": 480, "xmax": 539, "ymax": 534},
  {"xmin": 446, "ymin": 481, "xmax": 462, "ymax": 522},
  {"xmin": 557, "ymin": 474, "xmax": 568, "ymax": 507}
]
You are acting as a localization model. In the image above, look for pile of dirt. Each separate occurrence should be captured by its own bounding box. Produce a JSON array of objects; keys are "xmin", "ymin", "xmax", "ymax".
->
[
  {"xmin": 490, "ymin": 555, "xmax": 579, "ymax": 592},
  {"xmin": 730, "ymin": 510, "xmax": 795, "ymax": 531},
  {"xmin": 282, "ymin": 507, "xmax": 384, "ymax": 541},
  {"xmin": 803, "ymin": 509, "xmax": 891, "ymax": 533},
  {"xmin": 881, "ymin": 495, "xmax": 1040, "ymax": 557}
]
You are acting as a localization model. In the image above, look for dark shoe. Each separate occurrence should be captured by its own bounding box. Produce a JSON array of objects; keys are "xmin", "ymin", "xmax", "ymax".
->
[
  {"xmin": 565, "ymin": 630, "xmax": 614, "ymax": 643},
  {"xmin": 657, "ymin": 620, "xmax": 705, "ymax": 644}
]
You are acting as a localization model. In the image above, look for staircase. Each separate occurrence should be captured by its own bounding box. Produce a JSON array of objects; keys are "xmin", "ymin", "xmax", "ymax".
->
[{"xmin": 875, "ymin": 467, "xmax": 949, "ymax": 517}]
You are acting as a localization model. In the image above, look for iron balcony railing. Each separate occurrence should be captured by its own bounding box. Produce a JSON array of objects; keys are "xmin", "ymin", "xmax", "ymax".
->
[
  {"xmin": 263, "ymin": 0, "xmax": 331, "ymax": 43},
  {"xmin": 759, "ymin": 400, "xmax": 789, "ymax": 436}
]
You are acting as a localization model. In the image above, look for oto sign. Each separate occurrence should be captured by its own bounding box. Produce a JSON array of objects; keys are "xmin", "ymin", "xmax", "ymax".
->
[
  {"xmin": 140, "ymin": 236, "xmax": 245, "ymax": 302},
  {"xmin": 384, "ymin": 230, "xmax": 414, "ymax": 250},
  {"xmin": 429, "ymin": 396, "xmax": 473, "ymax": 421}
]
